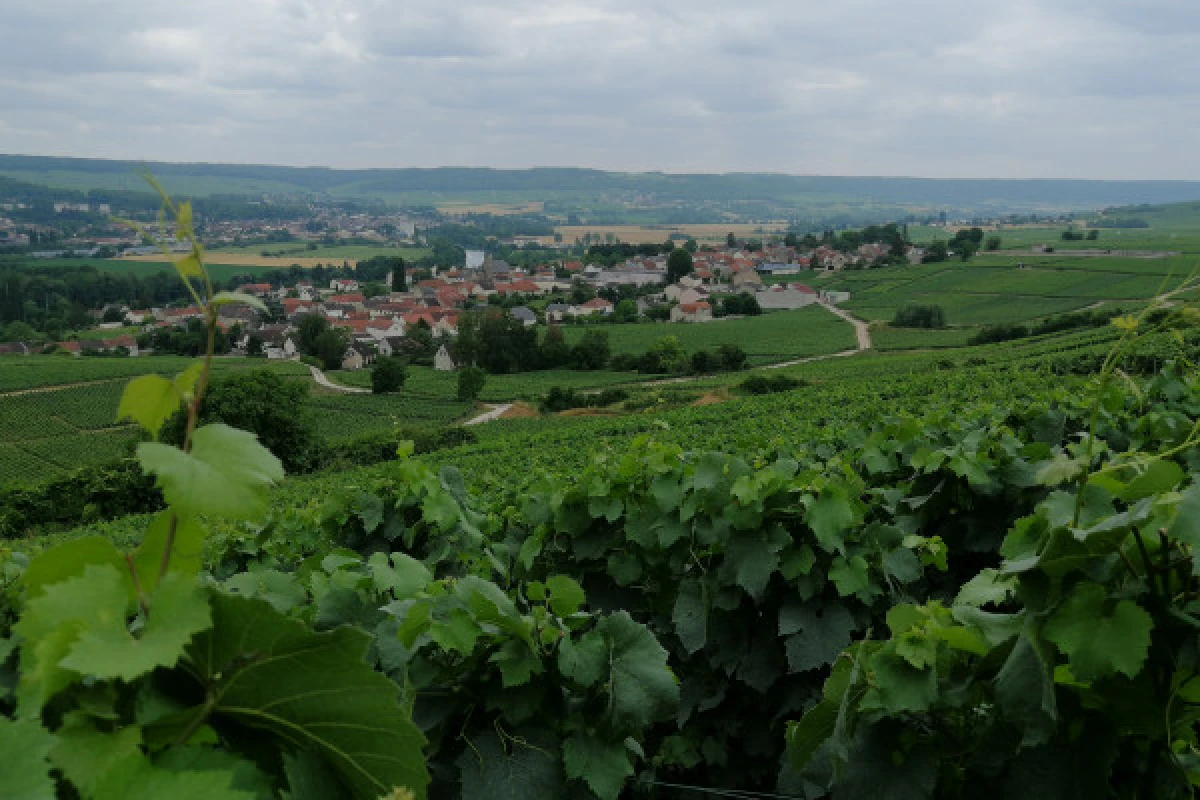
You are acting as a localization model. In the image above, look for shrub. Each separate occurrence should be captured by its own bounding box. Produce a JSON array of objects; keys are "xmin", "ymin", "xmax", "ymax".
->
[
  {"xmin": 457, "ymin": 366, "xmax": 487, "ymax": 401},
  {"xmin": 0, "ymin": 459, "xmax": 161, "ymax": 539},
  {"xmin": 738, "ymin": 373, "xmax": 804, "ymax": 395},
  {"xmin": 967, "ymin": 323, "xmax": 1029, "ymax": 346},
  {"xmin": 162, "ymin": 369, "xmax": 322, "ymax": 474},
  {"xmin": 891, "ymin": 304, "xmax": 946, "ymax": 328},
  {"xmin": 371, "ymin": 356, "xmax": 408, "ymax": 394}
]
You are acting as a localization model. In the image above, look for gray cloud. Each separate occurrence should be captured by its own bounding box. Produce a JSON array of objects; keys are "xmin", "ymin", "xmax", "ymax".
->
[{"xmin": 0, "ymin": 0, "xmax": 1196, "ymax": 178}]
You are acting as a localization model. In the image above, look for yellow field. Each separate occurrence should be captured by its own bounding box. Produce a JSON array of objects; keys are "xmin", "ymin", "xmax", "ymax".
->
[
  {"xmin": 119, "ymin": 253, "xmax": 353, "ymax": 269},
  {"xmin": 555, "ymin": 222, "xmax": 789, "ymax": 245}
]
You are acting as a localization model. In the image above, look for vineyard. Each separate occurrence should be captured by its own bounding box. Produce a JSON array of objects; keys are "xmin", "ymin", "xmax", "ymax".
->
[
  {"xmin": 562, "ymin": 305, "xmax": 859, "ymax": 365},
  {"xmin": 7, "ymin": 189, "xmax": 1200, "ymax": 797}
]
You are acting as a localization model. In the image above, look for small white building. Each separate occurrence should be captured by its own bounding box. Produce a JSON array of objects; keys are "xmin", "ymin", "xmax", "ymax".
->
[{"xmin": 434, "ymin": 345, "xmax": 456, "ymax": 371}]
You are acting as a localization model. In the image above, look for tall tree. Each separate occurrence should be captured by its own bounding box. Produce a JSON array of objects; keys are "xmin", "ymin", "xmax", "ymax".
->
[{"xmin": 667, "ymin": 249, "xmax": 694, "ymax": 284}]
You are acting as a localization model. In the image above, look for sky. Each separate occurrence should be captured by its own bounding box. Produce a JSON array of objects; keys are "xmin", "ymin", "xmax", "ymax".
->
[{"xmin": 0, "ymin": 0, "xmax": 1198, "ymax": 179}]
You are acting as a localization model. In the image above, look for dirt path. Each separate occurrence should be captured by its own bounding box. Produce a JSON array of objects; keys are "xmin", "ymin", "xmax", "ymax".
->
[
  {"xmin": 463, "ymin": 404, "xmax": 513, "ymax": 426},
  {"xmin": 307, "ymin": 364, "xmax": 371, "ymax": 394},
  {"xmin": 819, "ymin": 301, "xmax": 872, "ymax": 351}
]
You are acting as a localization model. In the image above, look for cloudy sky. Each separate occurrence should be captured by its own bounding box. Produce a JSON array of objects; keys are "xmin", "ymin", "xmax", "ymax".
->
[{"xmin": 0, "ymin": 0, "xmax": 1197, "ymax": 178}]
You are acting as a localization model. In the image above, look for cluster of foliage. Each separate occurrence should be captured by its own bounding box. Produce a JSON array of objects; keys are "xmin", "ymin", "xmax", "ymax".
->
[
  {"xmin": 1062, "ymin": 228, "xmax": 1101, "ymax": 241},
  {"xmin": 892, "ymin": 304, "xmax": 947, "ymax": 329},
  {"xmin": 540, "ymin": 386, "xmax": 629, "ymax": 412},
  {"xmin": 714, "ymin": 292, "xmax": 762, "ymax": 317},
  {"xmin": 738, "ymin": 373, "xmax": 806, "ymax": 395},
  {"xmin": 969, "ymin": 307, "xmax": 1129, "ymax": 346},
  {"xmin": 372, "ymin": 355, "xmax": 409, "ymax": 394}
]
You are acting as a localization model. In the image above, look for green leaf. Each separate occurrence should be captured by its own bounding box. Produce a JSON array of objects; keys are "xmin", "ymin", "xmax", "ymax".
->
[
  {"xmin": 14, "ymin": 564, "xmax": 131, "ymax": 713},
  {"xmin": 954, "ymin": 568, "xmax": 1017, "ymax": 608},
  {"xmin": 430, "ymin": 608, "xmax": 482, "ymax": 655},
  {"xmin": 1043, "ymin": 583, "xmax": 1153, "ymax": 681},
  {"xmin": 861, "ymin": 650, "xmax": 936, "ymax": 714},
  {"xmin": 489, "ymin": 640, "xmax": 544, "ymax": 687},
  {"xmin": 563, "ymin": 733, "xmax": 634, "ymax": 800},
  {"xmin": 1168, "ymin": 483, "xmax": 1200, "ymax": 574},
  {"xmin": 828, "ymin": 555, "xmax": 871, "ymax": 598},
  {"xmin": 456, "ymin": 729, "xmax": 565, "ymax": 800},
  {"xmin": 558, "ymin": 631, "xmax": 608, "ymax": 687},
  {"xmin": 806, "ymin": 487, "xmax": 860, "ymax": 551},
  {"xmin": 138, "ymin": 424, "xmax": 284, "ymax": 520},
  {"xmin": 720, "ymin": 536, "xmax": 779, "ymax": 599},
  {"xmin": 786, "ymin": 701, "xmax": 839, "ymax": 770},
  {"xmin": 595, "ymin": 612, "xmax": 679, "ymax": 729},
  {"xmin": 1118, "ymin": 458, "xmax": 1183, "ymax": 501},
  {"xmin": 0, "ymin": 716, "xmax": 57, "ymax": 800},
  {"xmin": 49, "ymin": 715, "xmax": 143, "ymax": 797},
  {"xmin": 93, "ymin": 755, "xmax": 257, "ymax": 800},
  {"xmin": 781, "ymin": 603, "xmax": 855, "ymax": 673},
  {"xmin": 994, "ymin": 627, "xmax": 1058, "ymax": 748},
  {"xmin": 369, "ymin": 553, "xmax": 431, "ymax": 600},
  {"xmin": 672, "ymin": 579, "xmax": 707, "ymax": 654},
  {"xmin": 21, "ymin": 535, "xmax": 123, "ymax": 599},
  {"xmin": 118, "ymin": 374, "xmax": 183, "ymax": 438},
  {"xmin": 212, "ymin": 290, "xmax": 268, "ymax": 312},
  {"xmin": 545, "ymin": 575, "xmax": 585, "ymax": 617},
  {"xmin": 185, "ymin": 591, "xmax": 429, "ymax": 800},
  {"xmin": 61, "ymin": 572, "xmax": 212, "ymax": 682}
]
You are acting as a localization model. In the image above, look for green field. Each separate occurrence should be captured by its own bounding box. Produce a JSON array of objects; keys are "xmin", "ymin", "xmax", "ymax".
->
[
  {"xmin": 563, "ymin": 305, "xmax": 857, "ymax": 365},
  {"xmin": 205, "ymin": 243, "xmax": 432, "ymax": 262},
  {"xmin": 0, "ymin": 255, "xmax": 280, "ymax": 283}
]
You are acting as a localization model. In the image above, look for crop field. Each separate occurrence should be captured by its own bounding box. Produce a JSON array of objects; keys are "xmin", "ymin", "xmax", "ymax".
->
[
  {"xmin": 203, "ymin": 243, "xmax": 430, "ymax": 262},
  {"xmin": 555, "ymin": 222, "xmax": 789, "ymax": 245},
  {"xmin": 120, "ymin": 246, "xmax": 429, "ymax": 270},
  {"xmin": 307, "ymin": 390, "xmax": 473, "ymax": 440},
  {"xmin": 0, "ymin": 256, "xmax": 279, "ymax": 283},
  {"xmin": 564, "ymin": 305, "xmax": 857, "ymax": 364},
  {"xmin": 870, "ymin": 324, "xmax": 977, "ymax": 350},
  {"xmin": 0, "ymin": 355, "xmax": 309, "ymax": 392},
  {"xmin": 331, "ymin": 366, "xmax": 660, "ymax": 402}
]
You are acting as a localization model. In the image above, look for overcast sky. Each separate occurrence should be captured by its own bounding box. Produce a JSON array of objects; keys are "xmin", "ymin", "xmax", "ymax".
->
[{"xmin": 1, "ymin": 0, "xmax": 1197, "ymax": 179}]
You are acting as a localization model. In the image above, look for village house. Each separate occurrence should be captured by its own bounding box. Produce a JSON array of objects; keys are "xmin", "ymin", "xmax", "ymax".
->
[
  {"xmin": 572, "ymin": 298, "xmax": 614, "ymax": 317},
  {"xmin": 434, "ymin": 344, "xmax": 456, "ymax": 371},
  {"xmin": 731, "ymin": 269, "xmax": 763, "ymax": 290},
  {"xmin": 670, "ymin": 301, "xmax": 713, "ymax": 323},
  {"xmin": 510, "ymin": 306, "xmax": 537, "ymax": 327},
  {"xmin": 544, "ymin": 303, "xmax": 571, "ymax": 322}
]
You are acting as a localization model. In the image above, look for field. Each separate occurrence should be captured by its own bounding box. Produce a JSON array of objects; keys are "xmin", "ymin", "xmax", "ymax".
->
[
  {"xmin": 120, "ymin": 243, "xmax": 429, "ymax": 269},
  {"xmin": 555, "ymin": 222, "xmax": 789, "ymax": 245},
  {"xmin": 563, "ymin": 305, "xmax": 857, "ymax": 364},
  {"xmin": 0, "ymin": 256, "xmax": 280, "ymax": 283}
]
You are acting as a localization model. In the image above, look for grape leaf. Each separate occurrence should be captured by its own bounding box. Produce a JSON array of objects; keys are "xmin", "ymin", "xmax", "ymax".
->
[
  {"xmin": 781, "ymin": 603, "xmax": 855, "ymax": 673},
  {"xmin": 806, "ymin": 487, "xmax": 861, "ymax": 552},
  {"xmin": 61, "ymin": 572, "xmax": 212, "ymax": 682},
  {"xmin": 49, "ymin": 715, "xmax": 143, "ymax": 797},
  {"xmin": 720, "ymin": 536, "xmax": 779, "ymax": 599},
  {"xmin": 829, "ymin": 555, "xmax": 871, "ymax": 598},
  {"xmin": 133, "ymin": 512, "xmax": 207, "ymax": 594},
  {"xmin": 14, "ymin": 564, "xmax": 131, "ymax": 713},
  {"xmin": 0, "ymin": 716, "xmax": 57, "ymax": 800},
  {"xmin": 545, "ymin": 575, "xmax": 585, "ymax": 617},
  {"xmin": 138, "ymin": 424, "xmax": 284, "ymax": 521},
  {"xmin": 118, "ymin": 374, "xmax": 184, "ymax": 438},
  {"xmin": 563, "ymin": 733, "xmax": 633, "ymax": 800},
  {"xmin": 558, "ymin": 632, "xmax": 608, "ymax": 688},
  {"xmin": 20, "ymin": 535, "xmax": 123, "ymax": 599},
  {"xmin": 1043, "ymin": 583, "xmax": 1153, "ymax": 682},
  {"xmin": 672, "ymin": 579, "xmax": 708, "ymax": 654},
  {"xmin": 93, "ymin": 755, "xmax": 257, "ymax": 800},
  {"xmin": 595, "ymin": 612, "xmax": 679, "ymax": 730},
  {"xmin": 185, "ymin": 591, "xmax": 429, "ymax": 800},
  {"xmin": 1167, "ymin": 483, "xmax": 1200, "ymax": 575},
  {"xmin": 212, "ymin": 290, "xmax": 268, "ymax": 312}
]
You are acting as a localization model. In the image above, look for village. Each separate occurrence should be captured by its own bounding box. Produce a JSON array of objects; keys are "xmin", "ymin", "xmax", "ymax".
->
[{"xmin": 0, "ymin": 237, "xmax": 867, "ymax": 369}]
